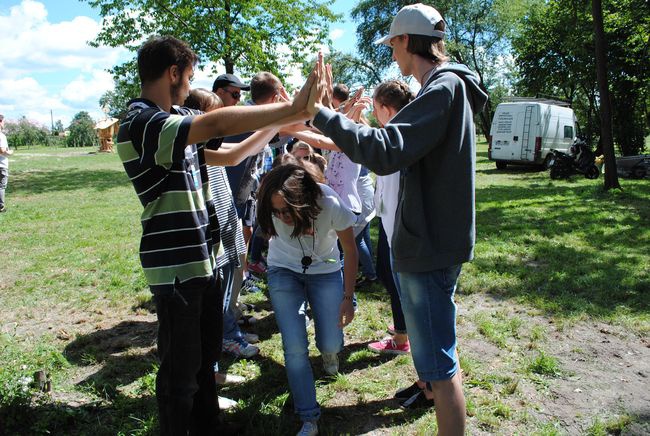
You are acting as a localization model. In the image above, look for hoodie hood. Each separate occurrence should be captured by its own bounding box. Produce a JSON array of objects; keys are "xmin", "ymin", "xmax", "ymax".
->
[{"xmin": 430, "ymin": 63, "xmax": 488, "ymax": 114}]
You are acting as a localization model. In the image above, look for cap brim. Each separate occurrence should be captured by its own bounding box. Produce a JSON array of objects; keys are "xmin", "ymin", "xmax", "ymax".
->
[
  {"xmin": 231, "ymin": 84, "xmax": 250, "ymax": 90},
  {"xmin": 374, "ymin": 34, "xmax": 392, "ymax": 46}
]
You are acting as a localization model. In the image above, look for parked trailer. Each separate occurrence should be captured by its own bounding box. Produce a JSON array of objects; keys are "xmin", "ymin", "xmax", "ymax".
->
[{"xmin": 489, "ymin": 100, "xmax": 577, "ymax": 169}]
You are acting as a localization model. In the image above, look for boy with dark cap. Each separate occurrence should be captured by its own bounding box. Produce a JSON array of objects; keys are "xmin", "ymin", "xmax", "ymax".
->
[{"xmin": 212, "ymin": 73, "xmax": 250, "ymax": 107}]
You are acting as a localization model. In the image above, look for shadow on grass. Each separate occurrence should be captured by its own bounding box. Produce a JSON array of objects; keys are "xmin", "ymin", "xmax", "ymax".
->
[
  {"xmin": 10, "ymin": 168, "xmax": 130, "ymax": 194},
  {"xmin": 358, "ymin": 181, "xmax": 649, "ymax": 320},
  {"xmin": 0, "ymin": 320, "xmax": 160, "ymax": 435},
  {"xmin": 222, "ymin": 349, "xmax": 427, "ymax": 435},
  {"xmin": 468, "ymin": 182, "xmax": 650, "ymax": 318},
  {"xmin": 64, "ymin": 320, "xmax": 158, "ymax": 398},
  {"xmin": 477, "ymin": 164, "xmax": 543, "ymax": 175},
  {"xmin": 1, "ymin": 393, "xmax": 157, "ymax": 436}
]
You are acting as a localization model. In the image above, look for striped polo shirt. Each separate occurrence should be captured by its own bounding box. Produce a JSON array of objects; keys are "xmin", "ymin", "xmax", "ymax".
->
[
  {"xmin": 205, "ymin": 139, "xmax": 246, "ymax": 268},
  {"xmin": 116, "ymin": 98, "xmax": 221, "ymax": 295}
]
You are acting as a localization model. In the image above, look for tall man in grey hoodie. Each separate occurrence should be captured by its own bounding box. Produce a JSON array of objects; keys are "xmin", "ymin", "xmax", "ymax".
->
[{"xmin": 307, "ymin": 4, "xmax": 488, "ymax": 435}]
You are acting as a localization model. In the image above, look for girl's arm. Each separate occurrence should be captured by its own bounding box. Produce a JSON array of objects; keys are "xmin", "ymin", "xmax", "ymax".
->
[
  {"xmin": 336, "ymin": 226, "xmax": 358, "ymax": 327},
  {"xmin": 204, "ymin": 129, "xmax": 278, "ymax": 167}
]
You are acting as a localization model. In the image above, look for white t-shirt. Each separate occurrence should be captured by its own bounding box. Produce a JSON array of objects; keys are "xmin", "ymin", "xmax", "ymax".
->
[
  {"xmin": 374, "ymin": 172, "xmax": 400, "ymax": 247},
  {"xmin": 325, "ymin": 151, "xmax": 361, "ymax": 213},
  {"xmin": 352, "ymin": 172, "xmax": 376, "ymax": 237},
  {"xmin": 267, "ymin": 184, "xmax": 356, "ymax": 274},
  {"xmin": 0, "ymin": 132, "xmax": 8, "ymax": 169}
]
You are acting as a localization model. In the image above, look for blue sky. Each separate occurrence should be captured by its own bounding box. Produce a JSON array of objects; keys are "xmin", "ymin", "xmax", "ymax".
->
[{"xmin": 0, "ymin": 0, "xmax": 360, "ymax": 127}]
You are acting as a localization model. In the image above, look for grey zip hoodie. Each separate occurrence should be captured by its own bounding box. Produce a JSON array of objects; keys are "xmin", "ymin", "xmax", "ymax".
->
[{"xmin": 313, "ymin": 63, "xmax": 488, "ymax": 272}]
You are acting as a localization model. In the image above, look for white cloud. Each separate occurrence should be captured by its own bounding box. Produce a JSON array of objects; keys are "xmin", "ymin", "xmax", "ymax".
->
[
  {"xmin": 0, "ymin": 0, "xmax": 130, "ymax": 125},
  {"xmin": 330, "ymin": 28, "xmax": 345, "ymax": 40},
  {"xmin": 62, "ymin": 70, "xmax": 115, "ymax": 104},
  {"xmin": 191, "ymin": 62, "xmax": 226, "ymax": 91}
]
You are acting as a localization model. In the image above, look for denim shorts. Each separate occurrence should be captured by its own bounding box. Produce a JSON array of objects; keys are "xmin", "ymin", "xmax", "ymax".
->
[{"xmin": 397, "ymin": 264, "xmax": 462, "ymax": 382}]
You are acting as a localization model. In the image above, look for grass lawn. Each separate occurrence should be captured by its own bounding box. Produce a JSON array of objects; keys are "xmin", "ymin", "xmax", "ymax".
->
[{"xmin": 0, "ymin": 143, "xmax": 648, "ymax": 435}]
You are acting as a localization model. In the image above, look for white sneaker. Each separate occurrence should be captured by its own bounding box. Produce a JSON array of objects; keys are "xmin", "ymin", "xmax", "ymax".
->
[
  {"xmin": 297, "ymin": 420, "xmax": 318, "ymax": 436},
  {"xmin": 218, "ymin": 396, "xmax": 238, "ymax": 410},
  {"xmin": 322, "ymin": 352, "xmax": 339, "ymax": 376},
  {"xmin": 215, "ymin": 373, "xmax": 246, "ymax": 385},
  {"xmin": 222, "ymin": 338, "xmax": 260, "ymax": 358},
  {"xmin": 243, "ymin": 332, "xmax": 259, "ymax": 344}
]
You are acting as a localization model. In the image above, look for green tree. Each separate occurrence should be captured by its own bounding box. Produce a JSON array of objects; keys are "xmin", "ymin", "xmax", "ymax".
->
[
  {"xmin": 512, "ymin": 0, "xmax": 649, "ymax": 156},
  {"xmin": 67, "ymin": 112, "xmax": 99, "ymax": 148},
  {"xmin": 301, "ymin": 50, "xmax": 383, "ymax": 91},
  {"xmin": 53, "ymin": 120, "xmax": 64, "ymax": 136},
  {"xmin": 350, "ymin": 0, "xmax": 534, "ymax": 137},
  {"xmin": 99, "ymin": 60, "xmax": 141, "ymax": 119},
  {"xmin": 3, "ymin": 118, "xmax": 50, "ymax": 149},
  {"xmin": 86, "ymin": 0, "xmax": 339, "ymax": 116}
]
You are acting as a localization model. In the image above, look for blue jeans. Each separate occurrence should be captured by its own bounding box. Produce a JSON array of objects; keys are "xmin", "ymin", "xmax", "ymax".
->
[
  {"xmin": 267, "ymin": 266, "xmax": 344, "ymax": 422},
  {"xmin": 397, "ymin": 264, "xmax": 462, "ymax": 382},
  {"xmin": 355, "ymin": 223, "xmax": 377, "ymax": 279},
  {"xmin": 220, "ymin": 262, "xmax": 243, "ymax": 341}
]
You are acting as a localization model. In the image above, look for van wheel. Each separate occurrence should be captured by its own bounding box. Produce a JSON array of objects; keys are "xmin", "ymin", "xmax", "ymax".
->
[
  {"xmin": 495, "ymin": 161, "xmax": 507, "ymax": 170},
  {"xmin": 550, "ymin": 167, "xmax": 563, "ymax": 180},
  {"xmin": 585, "ymin": 165, "xmax": 600, "ymax": 179}
]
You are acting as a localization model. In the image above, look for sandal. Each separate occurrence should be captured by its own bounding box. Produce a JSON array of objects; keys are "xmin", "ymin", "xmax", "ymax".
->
[{"xmin": 394, "ymin": 382, "xmax": 422, "ymax": 400}]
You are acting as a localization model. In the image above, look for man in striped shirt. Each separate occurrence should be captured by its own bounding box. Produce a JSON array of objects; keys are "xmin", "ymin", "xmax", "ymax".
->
[{"xmin": 116, "ymin": 35, "xmax": 314, "ymax": 435}]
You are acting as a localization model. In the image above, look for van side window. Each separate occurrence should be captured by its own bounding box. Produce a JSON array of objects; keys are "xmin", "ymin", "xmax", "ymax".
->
[{"xmin": 564, "ymin": 126, "xmax": 573, "ymax": 139}]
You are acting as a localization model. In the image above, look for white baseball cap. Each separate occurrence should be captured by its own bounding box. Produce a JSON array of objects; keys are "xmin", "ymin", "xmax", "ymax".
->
[{"xmin": 374, "ymin": 3, "xmax": 445, "ymax": 46}]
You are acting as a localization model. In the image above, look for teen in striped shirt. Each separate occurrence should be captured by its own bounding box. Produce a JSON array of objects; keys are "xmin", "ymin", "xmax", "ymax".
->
[{"xmin": 116, "ymin": 36, "xmax": 316, "ymax": 435}]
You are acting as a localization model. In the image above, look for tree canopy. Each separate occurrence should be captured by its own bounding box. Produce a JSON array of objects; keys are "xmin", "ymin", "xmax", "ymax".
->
[
  {"xmin": 3, "ymin": 118, "xmax": 51, "ymax": 149},
  {"xmin": 350, "ymin": 0, "xmax": 536, "ymax": 138},
  {"xmin": 86, "ymin": 0, "xmax": 339, "ymax": 116},
  {"xmin": 512, "ymin": 0, "xmax": 649, "ymax": 155},
  {"xmin": 67, "ymin": 112, "xmax": 99, "ymax": 148}
]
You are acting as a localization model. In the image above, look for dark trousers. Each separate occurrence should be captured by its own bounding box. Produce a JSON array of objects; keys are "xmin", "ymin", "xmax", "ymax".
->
[
  {"xmin": 376, "ymin": 220, "xmax": 407, "ymax": 334},
  {"xmin": 154, "ymin": 273, "xmax": 223, "ymax": 436}
]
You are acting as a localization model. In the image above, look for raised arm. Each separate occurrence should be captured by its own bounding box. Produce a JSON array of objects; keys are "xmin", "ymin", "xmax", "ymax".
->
[
  {"xmin": 204, "ymin": 128, "xmax": 278, "ymax": 167},
  {"xmin": 187, "ymin": 66, "xmax": 318, "ymax": 145},
  {"xmin": 281, "ymin": 125, "xmax": 341, "ymax": 152},
  {"xmin": 308, "ymin": 83, "xmax": 453, "ymax": 175}
]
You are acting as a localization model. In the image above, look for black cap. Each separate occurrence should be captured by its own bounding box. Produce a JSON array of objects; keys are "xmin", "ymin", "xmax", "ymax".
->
[{"xmin": 212, "ymin": 73, "xmax": 250, "ymax": 92}]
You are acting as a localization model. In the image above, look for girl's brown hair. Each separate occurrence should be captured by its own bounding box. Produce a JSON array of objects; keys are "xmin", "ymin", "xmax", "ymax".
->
[
  {"xmin": 273, "ymin": 153, "xmax": 326, "ymax": 183},
  {"xmin": 373, "ymin": 80, "xmax": 414, "ymax": 113},
  {"xmin": 183, "ymin": 88, "xmax": 223, "ymax": 112},
  {"xmin": 257, "ymin": 164, "xmax": 323, "ymax": 238}
]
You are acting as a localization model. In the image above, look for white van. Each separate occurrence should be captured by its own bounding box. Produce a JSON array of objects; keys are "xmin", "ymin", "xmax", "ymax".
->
[{"xmin": 488, "ymin": 100, "xmax": 577, "ymax": 169}]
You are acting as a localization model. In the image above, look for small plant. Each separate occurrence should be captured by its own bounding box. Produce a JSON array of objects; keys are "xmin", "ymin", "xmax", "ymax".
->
[
  {"xmin": 587, "ymin": 414, "xmax": 632, "ymax": 436},
  {"xmin": 530, "ymin": 324, "xmax": 547, "ymax": 342},
  {"xmin": 528, "ymin": 351, "xmax": 561, "ymax": 376},
  {"xmin": 137, "ymin": 365, "xmax": 157, "ymax": 395},
  {"xmin": 474, "ymin": 311, "xmax": 523, "ymax": 349}
]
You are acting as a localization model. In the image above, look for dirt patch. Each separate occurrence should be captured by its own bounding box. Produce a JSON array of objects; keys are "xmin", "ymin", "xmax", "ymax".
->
[
  {"xmin": 458, "ymin": 293, "xmax": 650, "ymax": 434},
  {"xmin": 3, "ymin": 289, "xmax": 648, "ymax": 434}
]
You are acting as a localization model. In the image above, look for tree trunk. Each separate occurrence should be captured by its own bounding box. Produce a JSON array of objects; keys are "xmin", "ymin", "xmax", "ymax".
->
[
  {"xmin": 591, "ymin": 0, "xmax": 621, "ymax": 190},
  {"xmin": 224, "ymin": 0, "xmax": 233, "ymax": 74}
]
